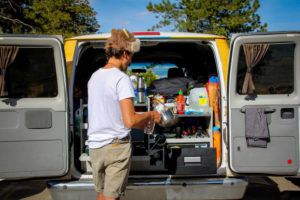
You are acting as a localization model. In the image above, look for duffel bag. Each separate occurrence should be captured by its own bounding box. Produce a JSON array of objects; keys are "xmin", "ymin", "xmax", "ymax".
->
[{"xmin": 149, "ymin": 77, "xmax": 194, "ymax": 97}]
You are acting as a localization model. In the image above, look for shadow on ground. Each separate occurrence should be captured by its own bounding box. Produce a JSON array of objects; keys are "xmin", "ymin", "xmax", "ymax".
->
[
  {"xmin": 0, "ymin": 179, "xmax": 50, "ymax": 200},
  {"xmin": 242, "ymin": 177, "xmax": 300, "ymax": 200}
]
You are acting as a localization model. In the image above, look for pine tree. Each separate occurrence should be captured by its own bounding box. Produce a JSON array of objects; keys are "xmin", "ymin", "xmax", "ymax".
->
[
  {"xmin": 147, "ymin": 0, "xmax": 267, "ymax": 37},
  {"xmin": 0, "ymin": 0, "xmax": 33, "ymax": 33},
  {"xmin": 0, "ymin": 0, "xmax": 100, "ymax": 37}
]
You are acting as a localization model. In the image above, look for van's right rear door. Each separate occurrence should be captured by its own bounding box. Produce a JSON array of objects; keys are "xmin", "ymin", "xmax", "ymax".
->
[{"xmin": 228, "ymin": 32, "xmax": 300, "ymax": 175}]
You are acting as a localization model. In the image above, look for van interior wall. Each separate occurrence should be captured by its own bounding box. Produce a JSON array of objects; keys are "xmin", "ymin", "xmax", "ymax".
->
[
  {"xmin": 73, "ymin": 41, "xmax": 219, "ymax": 175},
  {"xmin": 74, "ymin": 46, "xmax": 106, "ymax": 98},
  {"xmin": 73, "ymin": 45, "xmax": 106, "ymax": 172}
]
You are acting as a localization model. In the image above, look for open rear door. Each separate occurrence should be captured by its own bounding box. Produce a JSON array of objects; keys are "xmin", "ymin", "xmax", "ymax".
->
[
  {"xmin": 0, "ymin": 35, "xmax": 69, "ymax": 179},
  {"xmin": 228, "ymin": 32, "xmax": 300, "ymax": 175}
]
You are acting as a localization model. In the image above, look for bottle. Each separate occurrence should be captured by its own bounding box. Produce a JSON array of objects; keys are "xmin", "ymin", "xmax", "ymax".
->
[
  {"xmin": 213, "ymin": 126, "xmax": 221, "ymax": 166},
  {"xmin": 176, "ymin": 89, "xmax": 185, "ymax": 114},
  {"xmin": 137, "ymin": 76, "xmax": 146, "ymax": 103},
  {"xmin": 130, "ymin": 74, "xmax": 138, "ymax": 103},
  {"xmin": 144, "ymin": 120, "xmax": 155, "ymax": 135}
]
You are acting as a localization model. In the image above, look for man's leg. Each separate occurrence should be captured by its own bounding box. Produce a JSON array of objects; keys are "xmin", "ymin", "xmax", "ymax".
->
[
  {"xmin": 104, "ymin": 143, "xmax": 132, "ymax": 200},
  {"xmin": 97, "ymin": 192, "xmax": 105, "ymax": 200},
  {"xmin": 90, "ymin": 148, "xmax": 106, "ymax": 200},
  {"xmin": 103, "ymin": 195, "xmax": 119, "ymax": 200}
]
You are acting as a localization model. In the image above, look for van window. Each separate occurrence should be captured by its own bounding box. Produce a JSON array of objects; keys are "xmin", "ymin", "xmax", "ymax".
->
[
  {"xmin": 236, "ymin": 43, "xmax": 295, "ymax": 95},
  {"xmin": 128, "ymin": 63, "xmax": 179, "ymax": 87},
  {"xmin": 2, "ymin": 46, "xmax": 58, "ymax": 98},
  {"xmin": 128, "ymin": 62, "xmax": 178, "ymax": 78}
]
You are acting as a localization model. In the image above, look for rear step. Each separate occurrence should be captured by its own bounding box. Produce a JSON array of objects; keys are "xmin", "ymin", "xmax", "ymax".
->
[{"xmin": 47, "ymin": 177, "xmax": 248, "ymax": 200}]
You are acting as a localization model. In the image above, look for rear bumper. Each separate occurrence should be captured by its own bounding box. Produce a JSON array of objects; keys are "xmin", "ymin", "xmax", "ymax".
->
[{"xmin": 48, "ymin": 177, "xmax": 248, "ymax": 200}]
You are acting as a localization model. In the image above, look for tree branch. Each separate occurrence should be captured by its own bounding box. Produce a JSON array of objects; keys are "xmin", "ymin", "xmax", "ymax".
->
[
  {"xmin": 0, "ymin": 15, "xmax": 34, "ymax": 30},
  {"xmin": 7, "ymin": 0, "xmax": 17, "ymax": 12}
]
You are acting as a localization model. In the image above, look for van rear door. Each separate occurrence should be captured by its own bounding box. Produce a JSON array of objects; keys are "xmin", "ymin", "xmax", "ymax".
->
[
  {"xmin": 0, "ymin": 35, "xmax": 69, "ymax": 179},
  {"xmin": 228, "ymin": 32, "xmax": 300, "ymax": 175}
]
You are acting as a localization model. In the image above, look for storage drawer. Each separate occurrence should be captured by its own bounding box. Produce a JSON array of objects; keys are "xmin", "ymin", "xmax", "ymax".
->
[{"xmin": 168, "ymin": 146, "xmax": 217, "ymax": 175}]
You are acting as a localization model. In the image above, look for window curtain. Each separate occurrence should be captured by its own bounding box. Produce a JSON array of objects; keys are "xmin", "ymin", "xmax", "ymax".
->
[
  {"xmin": 0, "ymin": 46, "xmax": 19, "ymax": 96},
  {"xmin": 242, "ymin": 44, "xmax": 269, "ymax": 94}
]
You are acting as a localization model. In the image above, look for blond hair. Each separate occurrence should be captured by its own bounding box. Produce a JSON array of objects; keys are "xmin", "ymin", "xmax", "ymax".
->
[{"xmin": 105, "ymin": 29, "xmax": 140, "ymax": 58}]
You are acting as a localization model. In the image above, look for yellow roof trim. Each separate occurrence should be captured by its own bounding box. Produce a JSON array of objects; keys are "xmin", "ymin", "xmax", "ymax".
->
[{"xmin": 65, "ymin": 32, "xmax": 226, "ymax": 42}]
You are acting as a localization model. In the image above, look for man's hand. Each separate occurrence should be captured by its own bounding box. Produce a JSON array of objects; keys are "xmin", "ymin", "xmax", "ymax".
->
[
  {"xmin": 150, "ymin": 111, "xmax": 161, "ymax": 124},
  {"xmin": 144, "ymin": 111, "xmax": 161, "ymax": 134}
]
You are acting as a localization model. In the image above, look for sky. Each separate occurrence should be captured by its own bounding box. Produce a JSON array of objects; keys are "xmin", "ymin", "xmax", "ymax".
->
[{"xmin": 88, "ymin": 0, "xmax": 300, "ymax": 33}]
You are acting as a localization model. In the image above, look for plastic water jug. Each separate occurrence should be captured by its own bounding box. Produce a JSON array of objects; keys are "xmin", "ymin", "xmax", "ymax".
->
[{"xmin": 188, "ymin": 87, "xmax": 209, "ymax": 111}]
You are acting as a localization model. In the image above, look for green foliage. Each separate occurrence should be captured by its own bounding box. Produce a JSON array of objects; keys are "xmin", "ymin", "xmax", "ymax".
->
[
  {"xmin": 147, "ymin": 0, "xmax": 267, "ymax": 37},
  {"xmin": 142, "ymin": 70, "xmax": 158, "ymax": 87},
  {"xmin": 127, "ymin": 69, "xmax": 158, "ymax": 88},
  {"xmin": 0, "ymin": 0, "xmax": 99, "ymax": 37},
  {"xmin": 0, "ymin": 0, "xmax": 33, "ymax": 33}
]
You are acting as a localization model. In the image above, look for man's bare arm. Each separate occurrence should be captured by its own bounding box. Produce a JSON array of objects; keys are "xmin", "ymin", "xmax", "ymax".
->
[{"xmin": 119, "ymin": 98, "xmax": 160, "ymax": 129}]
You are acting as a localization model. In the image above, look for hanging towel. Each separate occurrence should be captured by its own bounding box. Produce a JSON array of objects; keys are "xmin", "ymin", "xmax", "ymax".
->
[{"xmin": 245, "ymin": 107, "xmax": 270, "ymax": 148}]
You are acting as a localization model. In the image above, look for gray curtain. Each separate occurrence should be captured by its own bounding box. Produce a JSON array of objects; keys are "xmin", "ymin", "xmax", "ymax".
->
[
  {"xmin": 242, "ymin": 44, "xmax": 269, "ymax": 94},
  {"xmin": 0, "ymin": 46, "xmax": 19, "ymax": 96}
]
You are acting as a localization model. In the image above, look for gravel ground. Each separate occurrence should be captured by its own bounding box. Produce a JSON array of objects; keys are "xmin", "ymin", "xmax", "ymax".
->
[{"xmin": 0, "ymin": 177, "xmax": 300, "ymax": 200}]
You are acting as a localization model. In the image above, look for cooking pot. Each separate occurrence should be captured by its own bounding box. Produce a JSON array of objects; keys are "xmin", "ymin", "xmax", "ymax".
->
[{"xmin": 153, "ymin": 99, "xmax": 179, "ymax": 127}]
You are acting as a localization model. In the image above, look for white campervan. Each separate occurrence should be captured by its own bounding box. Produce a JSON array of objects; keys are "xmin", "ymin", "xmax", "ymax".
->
[{"xmin": 0, "ymin": 31, "xmax": 299, "ymax": 199}]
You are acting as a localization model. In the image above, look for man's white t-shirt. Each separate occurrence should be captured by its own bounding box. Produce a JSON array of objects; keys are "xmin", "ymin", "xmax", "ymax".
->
[{"xmin": 87, "ymin": 67, "xmax": 135, "ymax": 149}]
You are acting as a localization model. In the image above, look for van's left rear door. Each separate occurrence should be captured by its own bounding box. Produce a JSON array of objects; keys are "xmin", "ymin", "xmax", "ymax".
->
[{"xmin": 0, "ymin": 35, "xmax": 69, "ymax": 179}]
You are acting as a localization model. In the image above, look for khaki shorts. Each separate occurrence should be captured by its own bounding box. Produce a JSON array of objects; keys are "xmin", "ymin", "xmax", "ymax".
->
[{"xmin": 89, "ymin": 142, "xmax": 132, "ymax": 198}]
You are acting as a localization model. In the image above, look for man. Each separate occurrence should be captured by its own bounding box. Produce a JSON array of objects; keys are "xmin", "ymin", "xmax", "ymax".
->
[{"xmin": 87, "ymin": 29, "xmax": 161, "ymax": 200}]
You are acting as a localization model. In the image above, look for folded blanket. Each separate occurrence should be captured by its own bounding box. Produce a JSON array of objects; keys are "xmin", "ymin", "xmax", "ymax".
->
[{"xmin": 245, "ymin": 108, "xmax": 270, "ymax": 148}]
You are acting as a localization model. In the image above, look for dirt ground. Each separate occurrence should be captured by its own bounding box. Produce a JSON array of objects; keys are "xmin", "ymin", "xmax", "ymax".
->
[{"xmin": 0, "ymin": 177, "xmax": 300, "ymax": 200}]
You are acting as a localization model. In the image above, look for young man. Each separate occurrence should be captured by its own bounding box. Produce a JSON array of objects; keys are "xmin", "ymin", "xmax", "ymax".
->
[{"xmin": 87, "ymin": 29, "xmax": 161, "ymax": 200}]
